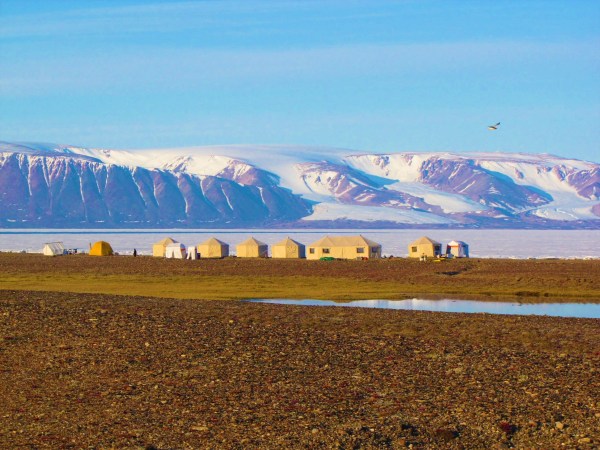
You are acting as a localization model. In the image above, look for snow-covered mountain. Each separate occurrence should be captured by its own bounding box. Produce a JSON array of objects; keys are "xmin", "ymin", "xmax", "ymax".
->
[{"xmin": 0, "ymin": 141, "xmax": 598, "ymax": 228}]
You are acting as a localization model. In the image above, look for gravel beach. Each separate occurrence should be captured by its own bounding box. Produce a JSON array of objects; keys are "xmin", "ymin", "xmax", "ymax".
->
[{"xmin": 1, "ymin": 290, "xmax": 598, "ymax": 448}]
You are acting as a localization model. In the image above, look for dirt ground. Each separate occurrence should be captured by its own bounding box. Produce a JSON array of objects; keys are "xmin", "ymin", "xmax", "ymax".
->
[
  {"xmin": 1, "ymin": 252, "xmax": 599, "ymax": 300},
  {"xmin": 1, "ymin": 290, "xmax": 598, "ymax": 449}
]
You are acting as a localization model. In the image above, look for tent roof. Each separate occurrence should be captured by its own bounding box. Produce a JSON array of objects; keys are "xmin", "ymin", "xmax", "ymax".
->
[
  {"xmin": 44, "ymin": 242, "xmax": 64, "ymax": 248},
  {"xmin": 273, "ymin": 237, "xmax": 305, "ymax": 247},
  {"xmin": 166, "ymin": 242, "xmax": 186, "ymax": 249},
  {"xmin": 447, "ymin": 240, "xmax": 468, "ymax": 246},
  {"xmin": 154, "ymin": 237, "xmax": 176, "ymax": 246},
  {"xmin": 90, "ymin": 241, "xmax": 113, "ymax": 255},
  {"xmin": 238, "ymin": 237, "xmax": 267, "ymax": 247},
  {"xmin": 199, "ymin": 237, "xmax": 228, "ymax": 246},
  {"xmin": 44, "ymin": 242, "xmax": 64, "ymax": 253},
  {"xmin": 308, "ymin": 235, "xmax": 381, "ymax": 247},
  {"xmin": 410, "ymin": 236, "xmax": 441, "ymax": 246},
  {"xmin": 92, "ymin": 240, "xmax": 111, "ymax": 246}
]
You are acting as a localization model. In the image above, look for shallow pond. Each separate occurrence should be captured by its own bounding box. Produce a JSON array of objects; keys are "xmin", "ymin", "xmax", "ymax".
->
[{"xmin": 247, "ymin": 298, "xmax": 600, "ymax": 318}]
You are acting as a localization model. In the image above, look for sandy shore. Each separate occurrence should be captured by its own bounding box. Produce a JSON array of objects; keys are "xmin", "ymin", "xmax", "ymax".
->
[{"xmin": 1, "ymin": 290, "xmax": 598, "ymax": 448}]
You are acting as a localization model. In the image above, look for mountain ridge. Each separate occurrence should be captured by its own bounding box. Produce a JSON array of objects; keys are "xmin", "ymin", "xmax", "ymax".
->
[{"xmin": 1, "ymin": 141, "xmax": 598, "ymax": 229}]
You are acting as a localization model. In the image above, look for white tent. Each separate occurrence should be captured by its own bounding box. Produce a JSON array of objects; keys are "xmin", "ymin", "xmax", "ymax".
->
[
  {"xmin": 186, "ymin": 246, "xmax": 199, "ymax": 260},
  {"xmin": 43, "ymin": 242, "xmax": 65, "ymax": 256},
  {"xmin": 165, "ymin": 242, "xmax": 187, "ymax": 259},
  {"xmin": 446, "ymin": 240, "xmax": 469, "ymax": 258}
]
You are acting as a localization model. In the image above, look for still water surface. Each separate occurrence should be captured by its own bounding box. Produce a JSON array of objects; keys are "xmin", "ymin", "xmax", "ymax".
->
[{"xmin": 248, "ymin": 298, "xmax": 600, "ymax": 318}]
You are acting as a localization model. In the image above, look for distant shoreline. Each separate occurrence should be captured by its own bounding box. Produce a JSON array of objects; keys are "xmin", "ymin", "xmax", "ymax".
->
[
  {"xmin": 1, "ymin": 229, "xmax": 599, "ymax": 259},
  {"xmin": 2, "ymin": 249, "xmax": 599, "ymax": 262}
]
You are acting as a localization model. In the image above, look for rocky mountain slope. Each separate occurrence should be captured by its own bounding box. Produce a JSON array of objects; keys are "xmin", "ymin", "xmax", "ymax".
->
[{"xmin": 0, "ymin": 141, "xmax": 598, "ymax": 228}]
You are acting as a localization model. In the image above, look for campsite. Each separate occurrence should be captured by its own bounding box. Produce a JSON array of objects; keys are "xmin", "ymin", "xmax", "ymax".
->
[
  {"xmin": 1, "ymin": 249, "xmax": 598, "ymax": 449},
  {"xmin": 4, "ymin": 227, "xmax": 600, "ymax": 450},
  {"xmin": 2, "ymin": 1, "xmax": 598, "ymax": 448},
  {"xmin": 40, "ymin": 235, "xmax": 467, "ymax": 261}
]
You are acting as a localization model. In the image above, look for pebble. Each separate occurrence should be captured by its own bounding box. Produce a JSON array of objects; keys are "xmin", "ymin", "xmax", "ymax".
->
[{"xmin": 2, "ymin": 289, "xmax": 598, "ymax": 449}]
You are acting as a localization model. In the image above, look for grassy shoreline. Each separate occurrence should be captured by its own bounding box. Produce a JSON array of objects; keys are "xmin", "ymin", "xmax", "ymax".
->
[{"xmin": 1, "ymin": 252, "xmax": 599, "ymax": 302}]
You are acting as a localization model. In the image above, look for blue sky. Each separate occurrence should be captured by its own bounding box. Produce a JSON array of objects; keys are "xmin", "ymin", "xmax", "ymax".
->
[{"xmin": 0, "ymin": 0, "xmax": 598, "ymax": 161}]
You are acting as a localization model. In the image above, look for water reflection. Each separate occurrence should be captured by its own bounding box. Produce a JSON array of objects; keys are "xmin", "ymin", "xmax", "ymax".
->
[{"xmin": 247, "ymin": 298, "xmax": 600, "ymax": 318}]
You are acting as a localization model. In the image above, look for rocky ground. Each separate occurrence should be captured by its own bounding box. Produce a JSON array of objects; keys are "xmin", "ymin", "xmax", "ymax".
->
[{"xmin": 1, "ymin": 290, "xmax": 598, "ymax": 449}]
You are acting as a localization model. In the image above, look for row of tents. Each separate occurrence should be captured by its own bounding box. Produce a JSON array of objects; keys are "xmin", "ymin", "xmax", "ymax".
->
[
  {"xmin": 42, "ymin": 235, "xmax": 469, "ymax": 259},
  {"xmin": 151, "ymin": 235, "xmax": 468, "ymax": 259},
  {"xmin": 152, "ymin": 235, "xmax": 382, "ymax": 260}
]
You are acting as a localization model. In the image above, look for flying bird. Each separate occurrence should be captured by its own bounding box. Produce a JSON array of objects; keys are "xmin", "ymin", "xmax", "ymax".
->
[{"xmin": 488, "ymin": 122, "xmax": 501, "ymax": 130}]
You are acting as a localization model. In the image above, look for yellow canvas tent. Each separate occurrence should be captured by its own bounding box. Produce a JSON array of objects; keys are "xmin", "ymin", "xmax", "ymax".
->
[
  {"xmin": 153, "ymin": 237, "xmax": 176, "ymax": 257},
  {"xmin": 408, "ymin": 236, "xmax": 442, "ymax": 258},
  {"xmin": 306, "ymin": 235, "xmax": 382, "ymax": 260},
  {"xmin": 236, "ymin": 237, "xmax": 268, "ymax": 258},
  {"xmin": 197, "ymin": 237, "xmax": 229, "ymax": 258},
  {"xmin": 272, "ymin": 237, "xmax": 305, "ymax": 259},
  {"xmin": 89, "ymin": 241, "xmax": 113, "ymax": 256}
]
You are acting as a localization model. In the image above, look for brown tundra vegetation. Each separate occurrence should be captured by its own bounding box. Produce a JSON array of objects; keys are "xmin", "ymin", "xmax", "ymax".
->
[{"xmin": 0, "ymin": 252, "xmax": 598, "ymax": 300}]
